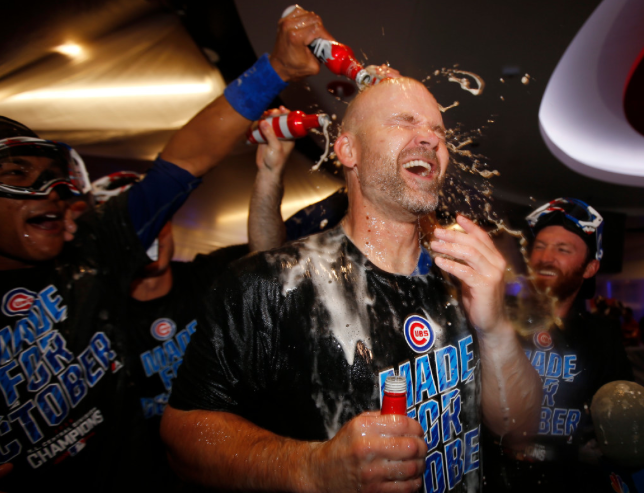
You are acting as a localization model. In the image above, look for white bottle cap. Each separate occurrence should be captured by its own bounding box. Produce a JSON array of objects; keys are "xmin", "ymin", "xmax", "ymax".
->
[
  {"xmin": 384, "ymin": 375, "xmax": 407, "ymax": 394},
  {"xmin": 282, "ymin": 5, "xmax": 299, "ymax": 18},
  {"xmin": 318, "ymin": 114, "xmax": 331, "ymax": 126},
  {"xmin": 355, "ymin": 69, "xmax": 373, "ymax": 91}
]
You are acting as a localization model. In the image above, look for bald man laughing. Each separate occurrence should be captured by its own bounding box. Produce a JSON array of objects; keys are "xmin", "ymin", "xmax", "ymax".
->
[{"xmin": 161, "ymin": 78, "xmax": 541, "ymax": 492}]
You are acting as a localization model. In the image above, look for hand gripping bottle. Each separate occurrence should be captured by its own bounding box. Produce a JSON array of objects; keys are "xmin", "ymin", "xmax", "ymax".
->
[
  {"xmin": 281, "ymin": 6, "xmax": 373, "ymax": 89},
  {"xmin": 381, "ymin": 375, "xmax": 407, "ymax": 415},
  {"xmin": 247, "ymin": 110, "xmax": 330, "ymax": 145}
]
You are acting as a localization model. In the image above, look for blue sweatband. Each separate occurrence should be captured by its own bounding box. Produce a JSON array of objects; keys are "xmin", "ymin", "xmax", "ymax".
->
[
  {"xmin": 223, "ymin": 53, "xmax": 288, "ymax": 121},
  {"xmin": 128, "ymin": 157, "xmax": 202, "ymax": 249}
]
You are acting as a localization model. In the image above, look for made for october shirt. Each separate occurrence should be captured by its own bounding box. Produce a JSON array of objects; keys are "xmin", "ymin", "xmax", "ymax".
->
[
  {"xmin": 0, "ymin": 193, "xmax": 149, "ymax": 491},
  {"xmin": 171, "ymin": 225, "xmax": 482, "ymax": 493}
]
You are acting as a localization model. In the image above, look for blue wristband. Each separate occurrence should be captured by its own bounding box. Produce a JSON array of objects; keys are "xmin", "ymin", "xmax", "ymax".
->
[{"xmin": 223, "ymin": 53, "xmax": 288, "ymax": 121}]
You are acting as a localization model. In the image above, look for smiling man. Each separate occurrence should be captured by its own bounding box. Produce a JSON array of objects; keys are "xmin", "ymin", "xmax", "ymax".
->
[
  {"xmin": 162, "ymin": 77, "xmax": 541, "ymax": 492},
  {"xmin": 483, "ymin": 197, "xmax": 633, "ymax": 492},
  {"xmin": 0, "ymin": 5, "xmax": 333, "ymax": 489}
]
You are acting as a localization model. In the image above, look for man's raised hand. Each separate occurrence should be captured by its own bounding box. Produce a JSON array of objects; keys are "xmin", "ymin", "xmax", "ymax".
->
[
  {"xmin": 270, "ymin": 5, "xmax": 335, "ymax": 82},
  {"xmin": 430, "ymin": 214, "xmax": 509, "ymax": 336}
]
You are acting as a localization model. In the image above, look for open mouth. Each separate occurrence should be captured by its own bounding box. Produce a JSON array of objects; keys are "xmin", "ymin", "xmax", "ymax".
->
[
  {"xmin": 26, "ymin": 212, "xmax": 63, "ymax": 231},
  {"xmin": 537, "ymin": 269, "xmax": 559, "ymax": 277},
  {"xmin": 402, "ymin": 159, "xmax": 433, "ymax": 177}
]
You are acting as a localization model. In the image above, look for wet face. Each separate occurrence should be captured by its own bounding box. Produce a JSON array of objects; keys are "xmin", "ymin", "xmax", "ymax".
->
[
  {"xmin": 0, "ymin": 156, "xmax": 69, "ymax": 268},
  {"xmin": 529, "ymin": 226, "xmax": 596, "ymax": 301},
  {"xmin": 343, "ymin": 78, "xmax": 449, "ymax": 219}
]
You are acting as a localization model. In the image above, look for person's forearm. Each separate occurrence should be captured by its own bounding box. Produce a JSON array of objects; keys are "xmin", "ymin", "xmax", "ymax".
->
[
  {"xmin": 161, "ymin": 407, "xmax": 317, "ymax": 491},
  {"xmin": 248, "ymin": 169, "xmax": 287, "ymax": 252},
  {"xmin": 161, "ymin": 54, "xmax": 290, "ymax": 177},
  {"xmin": 161, "ymin": 95, "xmax": 250, "ymax": 177},
  {"xmin": 479, "ymin": 320, "xmax": 542, "ymax": 442}
]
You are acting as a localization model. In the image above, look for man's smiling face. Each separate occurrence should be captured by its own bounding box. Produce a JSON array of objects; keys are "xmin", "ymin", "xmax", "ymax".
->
[
  {"xmin": 0, "ymin": 155, "xmax": 69, "ymax": 268},
  {"xmin": 529, "ymin": 225, "xmax": 595, "ymax": 300},
  {"xmin": 347, "ymin": 78, "xmax": 449, "ymax": 220}
]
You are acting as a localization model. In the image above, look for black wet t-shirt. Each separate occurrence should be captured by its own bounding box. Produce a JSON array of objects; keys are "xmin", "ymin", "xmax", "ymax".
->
[
  {"xmin": 171, "ymin": 225, "xmax": 483, "ymax": 492},
  {"xmin": 124, "ymin": 245, "xmax": 249, "ymax": 490},
  {"xmin": 482, "ymin": 303, "xmax": 633, "ymax": 492},
  {"xmin": 0, "ymin": 193, "xmax": 149, "ymax": 491}
]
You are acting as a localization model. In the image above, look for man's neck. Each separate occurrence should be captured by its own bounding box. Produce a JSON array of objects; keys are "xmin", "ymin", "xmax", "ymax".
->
[
  {"xmin": 555, "ymin": 288, "xmax": 582, "ymax": 320},
  {"xmin": 0, "ymin": 256, "xmax": 36, "ymax": 271},
  {"xmin": 130, "ymin": 268, "xmax": 173, "ymax": 302},
  {"xmin": 342, "ymin": 195, "xmax": 421, "ymax": 275}
]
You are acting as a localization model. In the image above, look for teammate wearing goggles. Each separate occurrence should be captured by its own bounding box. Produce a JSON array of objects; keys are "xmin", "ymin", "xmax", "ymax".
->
[
  {"xmin": 0, "ymin": 136, "xmax": 91, "ymax": 200},
  {"xmin": 483, "ymin": 197, "xmax": 633, "ymax": 492},
  {"xmin": 0, "ymin": 9, "xmax": 331, "ymax": 490}
]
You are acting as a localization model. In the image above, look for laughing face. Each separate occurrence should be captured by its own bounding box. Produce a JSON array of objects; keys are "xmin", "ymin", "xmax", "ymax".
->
[
  {"xmin": 529, "ymin": 225, "xmax": 599, "ymax": 301},
  {"xmin": 339, "ymin": 78, "xmax": 449, "ymax": 220},
  {"xmin": 0, "ymin": 155, "xmax": 69, "ymax": 269}
]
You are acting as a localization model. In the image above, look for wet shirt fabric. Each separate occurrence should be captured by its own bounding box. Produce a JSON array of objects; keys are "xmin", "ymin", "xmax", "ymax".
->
[
  {"xmin": 483, "ymin": 303, "xmax": 633, "ymax": 492},
  {"xmin": 0, "ymin": 193, "xmax": 149, "ymax": 491},
  {"xmin": 125, "ymin": 245, "xmax": 249, "ymax": 490},
  {"xmin": 284, "ymin": 187, "xmax": 348, "ymax": 241},
  {"xmin": 170, "ymin": 225, "xmax": 483, "ymax": 492}
]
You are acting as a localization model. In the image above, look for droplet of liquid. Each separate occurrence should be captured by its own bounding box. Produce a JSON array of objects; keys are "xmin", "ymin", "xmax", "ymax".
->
[
  {"xmin": 311, "ymin": 118, "xmax": 332, "ymax": 171},
  {"xmin": 446, "ymin": 69, "xmax": 485, "ymax": 96},
  {"xmin": 439, "ymin": 101, "xmax": 459, "ymax": 113},
  {"xmin": 521, "ymin": 74, "xmax": 531, "ymax": 85}
]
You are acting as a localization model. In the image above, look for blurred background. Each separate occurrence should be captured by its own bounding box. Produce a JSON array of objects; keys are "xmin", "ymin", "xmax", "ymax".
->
[{"xmin": 0, "ymin": 0, "xmax": 642, "ymax": 321}]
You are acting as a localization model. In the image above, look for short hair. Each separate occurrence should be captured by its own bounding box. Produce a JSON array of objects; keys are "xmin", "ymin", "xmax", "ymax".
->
[{"xmin": 0, "ymin": 116, "xmax": 39, "ymax": 139}]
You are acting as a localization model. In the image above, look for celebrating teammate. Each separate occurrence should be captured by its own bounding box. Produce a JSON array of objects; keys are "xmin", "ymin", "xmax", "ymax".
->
[
  {"xmin": 0, "ymin": 6, "xmax": 332, "ymax": 489},
  {"xmin": 483, "ymin": 198, "xmax": 633, "ymax": 492},
  {"xmin": 162, "ymin": 76, "xmax": 542, "ymax": 492}
]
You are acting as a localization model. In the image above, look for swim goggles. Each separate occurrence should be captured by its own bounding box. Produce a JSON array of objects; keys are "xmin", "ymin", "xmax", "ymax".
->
[
  {"xmin": 526, "ymin": 197, "xmax": 604, "ymax": 260},
  {"xmin": 0, "ymin": 137, "xmax": 91, "ymax": 199}
]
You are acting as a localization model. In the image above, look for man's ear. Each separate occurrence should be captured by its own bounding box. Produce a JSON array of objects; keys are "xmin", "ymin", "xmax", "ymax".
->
[
  {"xmin": 583, "ymin": 259, "xmax": 600, "ymax": 279},
  {"xmin": 334, "ymin": 132, "xmax": 359, "ymax": 171}
]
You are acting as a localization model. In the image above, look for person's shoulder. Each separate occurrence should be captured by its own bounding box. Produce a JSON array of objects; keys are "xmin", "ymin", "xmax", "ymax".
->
[
  {"xmin": 207, "ymin": 227, "xmax": 347, "ymax": 297},
  {"xmin": 580, "ymin": 309, "xmax": 621, "ymax": 334}
]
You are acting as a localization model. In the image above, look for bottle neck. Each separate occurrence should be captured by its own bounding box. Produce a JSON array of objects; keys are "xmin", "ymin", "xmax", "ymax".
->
[
  {"xmin": 301, "ymin": 114, "xmax": 322, "ymax": 130},
  {"xmin": 382, "ymin": 391, "xmax": 407, "ymax": 415}
]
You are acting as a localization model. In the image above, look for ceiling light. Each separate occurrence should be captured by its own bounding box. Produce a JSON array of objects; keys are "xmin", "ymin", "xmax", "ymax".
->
[
  {"xmin": 10, "ymin": 83, "xmax": 214, "ymax": 101},
  {"xmin": 54, "ymin": 43, "xmax": 84, "ymax": 58}
]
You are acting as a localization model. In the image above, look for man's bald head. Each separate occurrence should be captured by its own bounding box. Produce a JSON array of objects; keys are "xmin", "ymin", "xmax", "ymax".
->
[
  {"xmin": 334, "ymin": 76, "xmax": 449, "ymax": 221},
  {"xmin": 342, "ymin": 77, "xmax": 440, "ymax": 136}
]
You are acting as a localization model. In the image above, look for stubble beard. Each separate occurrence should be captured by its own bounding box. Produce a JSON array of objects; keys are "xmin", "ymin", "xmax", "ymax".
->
[
  {"xmin": 533, "ymin": 261, "xmax": 587, "ymax": 302},
  {"xmin": 359, "ymin": 144, "xmax": 444, "ymax": 217}
]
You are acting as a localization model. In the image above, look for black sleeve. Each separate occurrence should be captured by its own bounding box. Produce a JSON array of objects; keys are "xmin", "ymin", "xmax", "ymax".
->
[
  {"xmin": 169, "ymin": 255, "xmax": 282, "ymax": 412},
  {"xmin": 73, "ymin": 191, "xmax": 151, "ymax": 292},
  {"xmin": 597, "ymin": 316, "xmax": 634, "ymax": 385},
  {"xmin": 187, "ymin": 244, "xmax": 250, "ymax": 291},
  {"xmin": 285, "ymin": 188, "xmax": 348, "ymax": 241},
  {"xmin": 127, "ymin": 157, "xmax": 201, "ymax": 249}
]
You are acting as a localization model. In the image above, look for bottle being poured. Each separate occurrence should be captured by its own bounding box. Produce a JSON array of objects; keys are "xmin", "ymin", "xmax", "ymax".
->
[
  {"xmin": 247, "ymin": 110, "xmax": 330, "ymax": 144},
  {"xmin": 282, "ymin": 5, "xmax": 397, "ymax": 90}
]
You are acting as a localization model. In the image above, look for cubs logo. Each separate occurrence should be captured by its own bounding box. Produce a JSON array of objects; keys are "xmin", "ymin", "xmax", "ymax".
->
[
  {"xmin": 150, "ymin": 318, "xmax": 176, "ymax": 341},
  {"xmin": 2, "ymin": 288, "xmax": 36, "ymax": 317},
  {"xmin": 404, "ymin": 315, "xmax": 435, "ymax": 354},
  {"xmin": 534, "ymin": 331, "xmax": 554, "ymax": 351}
]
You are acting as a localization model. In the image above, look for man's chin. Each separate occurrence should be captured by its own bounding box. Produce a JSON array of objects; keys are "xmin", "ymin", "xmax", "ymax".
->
[
  {"xmin": 533, "ymin": 278, "xmax": 557, "ymax": 294},
  {"xmin": 22, "ymin": 237, "xmax": 66, "ymax": 263}
]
